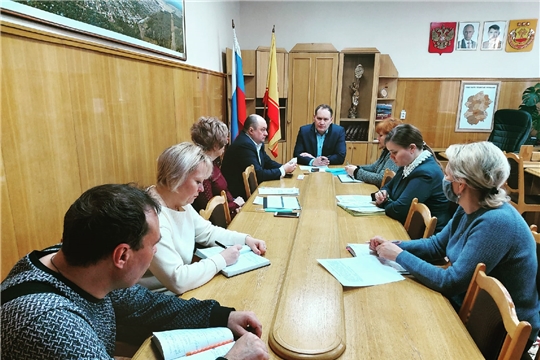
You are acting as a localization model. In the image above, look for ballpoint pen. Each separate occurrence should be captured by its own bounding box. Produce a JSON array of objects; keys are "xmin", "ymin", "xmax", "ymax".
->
[{"xmin": 215, "ymin": 241, "xmax": 228, "ymax": 249}]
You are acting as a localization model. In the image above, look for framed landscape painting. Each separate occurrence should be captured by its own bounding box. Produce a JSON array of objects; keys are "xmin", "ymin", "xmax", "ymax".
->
[
  {"xmin": 455, "ymin": 81, "xmax": 500, "ymax": 132},
  {"xmin": 1, "ymin": 0, "xmax": 187, "ymax": 60}
]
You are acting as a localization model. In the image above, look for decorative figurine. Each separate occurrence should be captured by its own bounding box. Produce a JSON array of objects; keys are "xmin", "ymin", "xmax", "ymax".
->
[{"xmin": 348, "ymin": 64, "xmax": 364, "ymax": 118}]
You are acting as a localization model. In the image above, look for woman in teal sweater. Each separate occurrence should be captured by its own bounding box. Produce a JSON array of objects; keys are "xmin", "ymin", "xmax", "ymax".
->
[{"xmin": 370, "ymin": 141, "xmax": 540, "ymax": 357}]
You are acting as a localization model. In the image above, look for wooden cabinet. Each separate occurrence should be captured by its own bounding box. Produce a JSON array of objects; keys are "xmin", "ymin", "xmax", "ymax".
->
[
  {"xmin": 345, "ymin": 142, "xmax": 381, "ymax": 164},
  {"xmin": 286, "ymin": 43, "xmax": 339, "ymax": 160},
  {"xmin": 336, "ymin": 48, "xmax": 398, "ymax": 165}
]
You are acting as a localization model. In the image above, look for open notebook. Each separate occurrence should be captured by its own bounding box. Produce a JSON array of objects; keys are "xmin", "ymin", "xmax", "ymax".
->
[{"xmin": 195, "ymin": 245, "xmax": 270, "ymax": 277}]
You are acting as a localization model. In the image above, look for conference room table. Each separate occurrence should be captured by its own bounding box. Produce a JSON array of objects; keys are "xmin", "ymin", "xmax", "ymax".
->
[{"xmin": 132, "ymin": 168, "xmax": 482, "ymax": 359}]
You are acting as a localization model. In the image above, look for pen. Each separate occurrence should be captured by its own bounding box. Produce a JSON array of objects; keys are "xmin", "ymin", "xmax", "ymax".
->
[{"xmin": 215, "ymin": 241, "xmax": 228, "ymax": 249}]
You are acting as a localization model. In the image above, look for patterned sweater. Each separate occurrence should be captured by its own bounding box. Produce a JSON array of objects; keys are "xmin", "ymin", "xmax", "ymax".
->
[
  {"xmin": 397, "ymin": 203, "xmax": 540, "ymax": 341},
  {"xmin": 1, "ymin": 245, "xmax": 233, "ymax": 359},
  {"xmin": 353, "ymin": 148, "xmax": 399, "ymax": 188}
]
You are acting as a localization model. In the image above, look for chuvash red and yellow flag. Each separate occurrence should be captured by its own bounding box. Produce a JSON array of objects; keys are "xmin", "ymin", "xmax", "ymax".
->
[{"xmin": 263, "ymin": 27, "xmax": 281, "ymax": 157}]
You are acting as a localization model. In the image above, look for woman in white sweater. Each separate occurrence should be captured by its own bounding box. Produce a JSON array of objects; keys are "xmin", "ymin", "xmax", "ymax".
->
[{"xmin": 139, "ymin": 142, "xmax": 267, "ymax": 294}]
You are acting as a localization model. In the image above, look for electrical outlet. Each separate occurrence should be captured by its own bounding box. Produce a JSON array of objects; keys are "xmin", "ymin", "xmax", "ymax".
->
[{"xmin": 400, "ymin": 110, "xmax": 406, "ymax": 120}]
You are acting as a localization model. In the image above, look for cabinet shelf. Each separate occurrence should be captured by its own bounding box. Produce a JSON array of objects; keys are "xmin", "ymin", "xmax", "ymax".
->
[
  {"xmin": 340, "ymin": 118, "xmax": 369, "ymax": 122},
  {"xmin": 377, "ymin": 98, "xmax": 396, "ymax": 101}
]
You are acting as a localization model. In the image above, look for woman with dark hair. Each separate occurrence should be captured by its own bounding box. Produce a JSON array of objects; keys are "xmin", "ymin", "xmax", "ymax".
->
[
  {"xmin": 344, "ymin": 118, "xmax": 402, "ymax": 187},
  {"xmin": 373, "ymin": 123, "xmax": 449, "ymax": 232},
  {"xmin": 190, "ymin": 116, "xmax": 244, "ymax": 219}
]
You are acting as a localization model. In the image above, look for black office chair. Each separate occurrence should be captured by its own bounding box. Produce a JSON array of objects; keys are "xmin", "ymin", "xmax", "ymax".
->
[{"xmin": 487, "ymin": 109, "xmax": 532, "ymax": 153}]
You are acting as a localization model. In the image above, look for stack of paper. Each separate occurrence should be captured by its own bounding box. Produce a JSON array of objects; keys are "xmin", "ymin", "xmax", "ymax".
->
[
  {"xmin": 335, "ymin": 195, "xmax": 384, "ymax": 216},
  {"xmin": 317, "ymin": 256, "xmax": 404, "ymax": 287},
  {"xmin": 258, "ymin": 187, "xmax": 299, "ymax": 196},
  {"xmin": 263, "ymin": 196, "xmax": 301, "ymax": 212}
]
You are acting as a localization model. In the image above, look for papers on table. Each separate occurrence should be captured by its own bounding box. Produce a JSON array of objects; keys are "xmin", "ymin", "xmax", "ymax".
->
[
  {"xmin": 335, "ymin": 195, "xmax": 384, "ymax": 215},
  {"xmin": 346, "ymin": 243, "xmax": 408, "ymax": 274},
  {"xmin": 337, "ymin": 174, "xmax": 362, "ymax": 183},
  {"xmin": 258, "ymin": 187, "xmax": 300, "ymax": 196},
  {"xmin": 317, "ymin": 251, "xmax": 405, "ymax": 287},
  {"xmin": 324, "ymin": 167, "xmax": 348, "ymax": 176},
  {"xmin": 263, "ymin": 196, "xmax": 301, "ymax": 212}
]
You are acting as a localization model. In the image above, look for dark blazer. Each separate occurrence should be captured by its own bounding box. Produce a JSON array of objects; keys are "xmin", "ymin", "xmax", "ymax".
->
[
  {"xmin": 458, "ymin": 38, "xmax": 477, "ymax": 49},
  {"xmin": 292, "ymin": 123, "xmax": 346, "ymax": 165},
  {"xmin": 221, "ymin": 131, "xmax": 282, "ymax": 200},
  {"xmin": 380, "ymin": 155, "xmax": 450, "ymax": 233}
]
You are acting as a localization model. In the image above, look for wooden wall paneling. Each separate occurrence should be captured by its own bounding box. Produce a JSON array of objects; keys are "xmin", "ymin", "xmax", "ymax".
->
[
  {"xmin": 1, "ymin": 34, "xmax": 82, "ymax": 270},
  {"xmin": 395, "ymin": 79, "xmax": 540, "ymax": 150},
  {"xmin": 498, "ymin": 80, "xmax": 538, "ymax": 109},
  {"xmin": 1, "ymin": 156, "xmax": 19, "ymax": 278}
]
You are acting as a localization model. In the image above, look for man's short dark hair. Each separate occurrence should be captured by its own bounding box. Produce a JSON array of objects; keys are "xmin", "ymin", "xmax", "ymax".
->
[
  {"xmin": 489, "ymin": 24, "xmax": 500, "ymax": 31},
  {"xmin": 61, "ymin": 184, "xmax": 161, "ymax": 267},
  {"xmin": 243, "ymin": 114, "xmax": 261, "ymax": 132},
  {"xmin": 314, "ymin": 104, "xmax": 333, "ymax": 118}
]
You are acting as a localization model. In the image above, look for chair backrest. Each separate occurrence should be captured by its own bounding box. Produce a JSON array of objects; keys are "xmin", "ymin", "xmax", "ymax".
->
[
  {"xmin": 380, "ymin": 168, "xmax": 395, "ymax": 188},
  {"xmin": 199, "ymin": 190, "xmax": 231, "ymax": 228},
  {"xmin": 530, "ymin": 225, "xmax": 540, "ymax": 304},
  {"xmin": 242, "ymin": 164, "xmax": 258, "ymax": 199},
  {"xmin": 505, "ymin": 145, "xmax": 538, "ymax": 214},
  {"xmin": 403, "ymin": 198, "xmax": 438, "ymax": 239},
  {"xmin": 459, "ymin": 263, "xmax": 532, "ymax": 360},
  {"xmin": 487, "ymin": 109, "xmax": 532, "ymax": 153}
]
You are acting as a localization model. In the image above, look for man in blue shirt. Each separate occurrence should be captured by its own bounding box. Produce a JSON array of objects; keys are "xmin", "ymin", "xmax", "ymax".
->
[{"xmin": 293, "ymin": 104, "xmax": 346, "ymax": 166}]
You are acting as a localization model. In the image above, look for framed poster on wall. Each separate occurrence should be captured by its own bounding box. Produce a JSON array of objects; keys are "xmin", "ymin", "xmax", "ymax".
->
[
  {"xmin": 1, "ymin": 0, "xmax": 187, "ymax": 60},
  {"xmin": 455, "ymin": 81, "xmax": 500, "ymax": 132}
]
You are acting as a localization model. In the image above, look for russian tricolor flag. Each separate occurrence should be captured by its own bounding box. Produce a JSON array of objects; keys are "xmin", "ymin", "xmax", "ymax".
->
[{"xmin": 231, "ymin": 27, "xmax": 246, "ymax": 140}]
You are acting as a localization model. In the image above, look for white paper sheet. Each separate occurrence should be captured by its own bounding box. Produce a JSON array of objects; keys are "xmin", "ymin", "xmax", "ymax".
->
[{"xmin": 317, "ymin": 256, "xmax": 405, "ymax": 287}]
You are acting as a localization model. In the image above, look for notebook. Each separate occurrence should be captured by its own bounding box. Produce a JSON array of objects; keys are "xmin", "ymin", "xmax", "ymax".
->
[{"xmin": 195, "ymin": 245, "xmax": 270, "ymax": 277}]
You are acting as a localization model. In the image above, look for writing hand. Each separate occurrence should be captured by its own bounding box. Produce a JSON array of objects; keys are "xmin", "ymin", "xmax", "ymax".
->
[
  {"xmin": 376, "ymin": 241, "xmax": 403, "ymax": 261},
  {"xmin": 345, "ymin": 165, "xmax": 357, "ymax": 176},
  {"xmin": 374, "ymin": 190, "xmax": 388, "ymax": 205},
  {"xmin": 368, "ymin": 236, "xmax": 386, "ymax": 251},
  {"xmin": 220, "ymin": 244, "xmax": 243, "ymax": 265},
  {"xmin": 224, "ymin": 333, "xmax": 269, "ymax": 360}
]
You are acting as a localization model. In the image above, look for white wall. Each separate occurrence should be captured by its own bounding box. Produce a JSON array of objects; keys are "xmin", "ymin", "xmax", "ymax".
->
[
  {"xmin": 236, "ymin": 1, "xmax": 540, "ymax": 78},
  {"xmin": 184, "ymin": 0, "xmax": 239, "ymax": 71},
  {"xmin": 2, "ymin": 1, "xmax": 538, "ymax": 78}
]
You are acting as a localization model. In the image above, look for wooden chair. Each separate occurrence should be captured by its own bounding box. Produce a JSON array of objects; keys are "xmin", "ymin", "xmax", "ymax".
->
[
  {"xmin": 380, "ymin": 168, "xmax": 395, "ymax": 188},
  {"xmin": 403, "ymin": 198, "xmax": 437, "ymax": 239},
  {"xmin": 199, "ymin": 190, "xmax": 231, "ymax": 228},
  {"xmin": 242, "ymin": 164, "xmax": 259, "ymax": 199},
  {"xmin": 459, "ymin": 263, "xmax": 532, "ymax": 360},
  {"xmin": 505, "ymin": 145, "xmax": 540, "ymax": 214}
]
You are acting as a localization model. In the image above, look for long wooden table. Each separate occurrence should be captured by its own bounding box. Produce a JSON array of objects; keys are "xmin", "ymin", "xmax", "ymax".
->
[{"xmin": 133, "ymin": 170, "xmax": 482, "ymax": 359}]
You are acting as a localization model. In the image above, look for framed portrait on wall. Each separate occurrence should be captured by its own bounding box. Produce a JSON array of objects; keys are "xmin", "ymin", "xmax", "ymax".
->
[
  {"xmin": 455, "ymin": 81, "xmax": 500, "ymax": 132},
  {"xmin": 0, "ymin": 0, "xmax": 187, "ymax": 60},
  {"xmin": 456, "ymin": 22, "xmax": 480, "ymax": 51},
  {"xmin": 481, "ymin": 21, "xmax": 507, "ymax": 51}
]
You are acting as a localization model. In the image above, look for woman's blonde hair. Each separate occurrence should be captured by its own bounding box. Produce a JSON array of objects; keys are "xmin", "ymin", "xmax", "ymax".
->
[
  {"xmin": 156, "ymin": 142, "xmax": 212, "ymax": 192},
  {"xmin": 445, "ymin": 141, "xmax": 510, "ymax": 208}
]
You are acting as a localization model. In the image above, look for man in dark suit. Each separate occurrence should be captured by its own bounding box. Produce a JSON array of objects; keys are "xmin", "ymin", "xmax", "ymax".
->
[
  {"xmin": 222, "ymin": 114, "xmax": 296, "ymax": 200},
  {"xmin": 457, "ymin": 24, "xmax": 477, "ymax": 49},
  {"xmin": 293, "ymin": 104, "xmax": 346, "ymax": 166}
]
